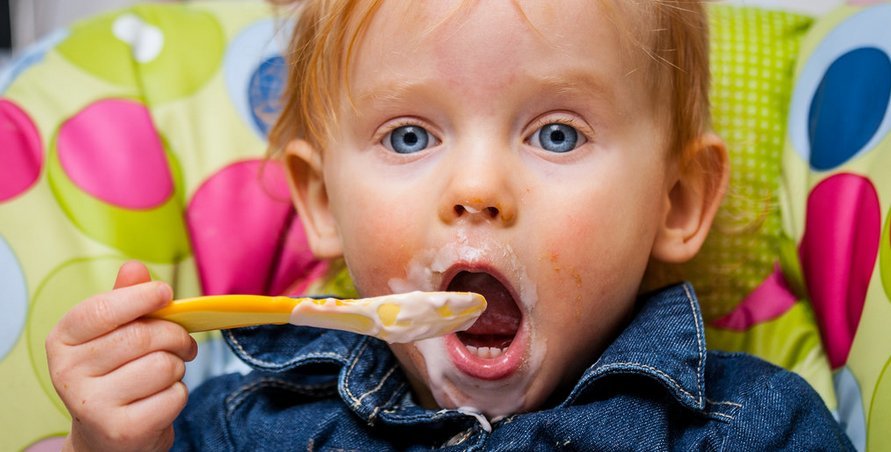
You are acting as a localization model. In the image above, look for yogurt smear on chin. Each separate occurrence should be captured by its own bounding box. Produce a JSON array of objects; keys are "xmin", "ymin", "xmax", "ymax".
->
[
  {"xmin": 386, "ymin": 239, "xmax": 545, "ymax": 420},
  {"xmin": 413, "ymin": 334, "xmax": 543, "ymax": 420}
]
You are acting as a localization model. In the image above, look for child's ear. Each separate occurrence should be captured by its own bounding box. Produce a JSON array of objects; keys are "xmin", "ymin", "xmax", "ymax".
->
[
  {"xmin": 282, "ymin": 139, "xmax": 343, "ymax": 259},
  {"xmin": 652, "ymin": 132, "xmax": 729, "ymax": 264}
]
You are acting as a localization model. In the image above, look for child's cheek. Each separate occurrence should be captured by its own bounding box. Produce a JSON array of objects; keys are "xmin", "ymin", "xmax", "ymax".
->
[
  {"xmin": 539, "ymin": 247, "xmax": 587, "ymax": 323},
  {"xmin": 339, "ymin": 207, "xmax": 422, "ymax": 296}
]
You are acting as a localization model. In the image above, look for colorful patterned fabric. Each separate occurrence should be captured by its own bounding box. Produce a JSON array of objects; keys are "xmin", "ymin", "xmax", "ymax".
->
[
  {"xmin": 1, "ymin": 1, "xmax": 888, "ymax": 449},
  {"xmin": 0, "ymin": 3, "xmax": 339, "ymax": 449},
  {"xmin": 781, "ymin": 3, "xmax": 891, "ymax": 449}
]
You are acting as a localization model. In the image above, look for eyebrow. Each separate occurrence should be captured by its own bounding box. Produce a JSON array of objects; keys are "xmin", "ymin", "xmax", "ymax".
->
[
  {"xmin": 354, "ymin": 79, "xmax": 435, "ymax": 111},
  {"xmin": 531, "ymin": 70, "xmax": 620, "ymax": 110},
  {"xmin": 354, "ymin": 69, "xmax": 622, "ymax": 113}
]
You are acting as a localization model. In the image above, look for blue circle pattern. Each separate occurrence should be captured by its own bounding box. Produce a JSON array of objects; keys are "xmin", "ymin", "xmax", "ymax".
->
[
  {"xmin": 0, "ymin": 29, "xmax": 69, "ymax": 94},
  {"xmin": 808, "ymin": 48, "xmax": 891, "ymax": 171},
  {"xmin": 788, "ymin": 4, "xmax": 891, "ymax": 170},
  {"xmin": 223, "ymin": 19, "xmax": 290, "ymax": 139},
  {"xmin": 248, "ymin": 56, "xmax": 285, "ymax": 137},
  {"xmin": 0, "ymin": 235, "xmax": 28, "ymax": 360}
]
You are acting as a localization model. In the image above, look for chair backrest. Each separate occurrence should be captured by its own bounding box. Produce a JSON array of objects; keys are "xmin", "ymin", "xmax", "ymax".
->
[{"xmin": 780, "ymin": 4, "xmax": 891, "ymax": 450}]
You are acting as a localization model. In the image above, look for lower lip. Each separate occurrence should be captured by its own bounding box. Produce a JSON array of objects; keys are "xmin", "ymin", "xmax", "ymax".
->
[{"xmin": 445, "ymin": 326, "xmax": 527, "ymax": 380}]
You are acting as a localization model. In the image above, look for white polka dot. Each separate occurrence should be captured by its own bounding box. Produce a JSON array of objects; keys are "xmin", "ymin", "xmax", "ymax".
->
[{"xmin": 112, "ymin": 13, "xmax": 164, "ymax": 63}]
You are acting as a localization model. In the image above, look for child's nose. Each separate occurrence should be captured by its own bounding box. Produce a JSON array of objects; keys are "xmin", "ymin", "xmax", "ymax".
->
[{"xmin": 438, "ymin": 178, "xmax": 517, "ymax": 227}]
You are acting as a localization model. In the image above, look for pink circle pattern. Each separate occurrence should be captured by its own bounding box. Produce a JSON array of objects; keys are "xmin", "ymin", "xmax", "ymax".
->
[
  {"xmin": 711, "ymin": 265, "xmax": 797, "ymax": 331},
  {"xmin": 186, "ymin": 160, "xmax": 326, "ymax": 297},
  {"xmin": 25, "ymin": 436, "xmax": 66, "ymax": 452},
  {"xmin": 799, "ymin": 173, "xmax": 880, "ymax": 369},
  {"xmin": 57, "ymin": 99, "xmax": 173, "ymax": 209},
  {"xmin": 0, "ymin": 99, "xmax": 43, "ymax": 202}
]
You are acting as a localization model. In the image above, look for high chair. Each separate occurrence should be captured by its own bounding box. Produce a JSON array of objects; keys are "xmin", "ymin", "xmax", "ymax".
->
[{"xmin": 0, "ymin": 1, "xmax": 888, "ymax": 449}]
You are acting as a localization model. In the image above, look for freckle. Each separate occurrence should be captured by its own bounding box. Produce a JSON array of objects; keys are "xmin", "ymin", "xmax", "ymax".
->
[
  {"xmin": 548, "ymin": 252, "xmax": 560, "ymax": 273},
  {"xmin": 572, "ymin": 271, "xmax": 582, "ymax": 288},
  {"xmin": 81, "ymin": 399, "xmax": 86, "ymax": 405}
]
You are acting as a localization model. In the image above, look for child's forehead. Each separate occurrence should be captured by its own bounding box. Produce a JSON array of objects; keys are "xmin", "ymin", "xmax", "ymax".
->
[
  {"xmin": 348, "ymin": 1, "xmax": 650, "ymax": 107},
  {"xmin": 359, "ymin": 1, "xmax": 633, "ymax": 43}
]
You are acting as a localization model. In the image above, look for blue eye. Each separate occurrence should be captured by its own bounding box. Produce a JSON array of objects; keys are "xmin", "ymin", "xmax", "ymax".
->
[
  {"xmin": 385, "ymin": 125, "xmax": 433, "ymax": 154},
  {"xmin": 531, "ymin": 123, "xmax": 581, "ymax": 153}
]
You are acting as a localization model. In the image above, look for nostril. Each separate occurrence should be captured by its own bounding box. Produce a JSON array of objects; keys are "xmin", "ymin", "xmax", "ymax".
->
[{"xmin": 454, "ymin": 204, "xmax": 500, "ymax": 219}]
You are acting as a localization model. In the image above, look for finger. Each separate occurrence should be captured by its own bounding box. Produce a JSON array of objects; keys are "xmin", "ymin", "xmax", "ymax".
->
[
  {"xmin": 81, "ymin": 318, "xmax": 197, "ymax": 376},
  {"xmin": 57, "ymin": 281, "xmax": 174, "ymax": 345},
  {"xmin": 114, "ymin": 261, "xmax": 152, "ymax": 289},
  {"xmin": 124, "ymin": 381, "xmax": 189, "ymax": 434},
  {"xmin": 104, "ymin": 351, "xmax": 187, "ymax": 404}
]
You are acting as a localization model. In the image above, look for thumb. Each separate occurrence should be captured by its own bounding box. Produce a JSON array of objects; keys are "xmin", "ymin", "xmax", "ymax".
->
[{"xmin": 114, "ymin": 261, "xmax": 153, "ymax": 289}]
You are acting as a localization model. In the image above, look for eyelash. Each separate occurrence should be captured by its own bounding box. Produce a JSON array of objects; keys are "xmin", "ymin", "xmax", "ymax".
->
[
  {"xmin": 525, "ymin": 116, "xmax": 595, "ymax": 145},
  {"xmin": 376, "ymin": 118, "xmax": 439, "ymax": 143},
  {"xmin": 373, "ymin": 115, "xmax": 595, "ymax": 149}
]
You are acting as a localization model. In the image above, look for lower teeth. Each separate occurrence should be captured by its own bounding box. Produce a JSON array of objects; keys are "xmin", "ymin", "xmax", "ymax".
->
[{"xmin": 466, "ymin": 345, "xmax": 506, "ymax": 359}]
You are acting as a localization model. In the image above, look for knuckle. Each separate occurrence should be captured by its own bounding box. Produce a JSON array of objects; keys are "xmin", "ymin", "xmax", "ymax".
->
[
  {"xmin": 160, "ymin": 428, "xmax": 175, "ymax": 450},
  {"xmin": 119, "ymin": 322, "xmax": 153, "ymax": 352},
  {"xmin": 171, "ymin": 382, "xmax": 189, "ymax": 408},
  {"xmin": 44, "ymin": 327, "xmax": 59, "ymax": 349},
  {"xmin": 104, "ymin": 421, "xmax": 136, "ymax": 445},
  {"xmin": 87, "ymin": 294, "xmax": 118, "ymax": 333},
  {"xmin": 167, "ymin": 353, "xmax": 186, "ymax": 381},
  {"xmin": 177, "ymin": 329, "xmax": 196, "ymax": 356},
  {"xmin": 151, "ymin": 351, "xmax": 181, "ymax": 378},
  {"xmin": 106, "ymin": 414, "xmax": 154, "ymax": 447},
  {"xmin": 44, "ymin": 331, "xmax": 63, "ymax": 363}
]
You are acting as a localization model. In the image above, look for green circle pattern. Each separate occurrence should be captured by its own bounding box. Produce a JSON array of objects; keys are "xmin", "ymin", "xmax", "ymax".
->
[
  {"xmin": 881, "ymin": 209, "xmax": 891, "ymax": 302},
  {"xmin": 56, "ymin": 5, "xmax": 225, "ymax": 104}
]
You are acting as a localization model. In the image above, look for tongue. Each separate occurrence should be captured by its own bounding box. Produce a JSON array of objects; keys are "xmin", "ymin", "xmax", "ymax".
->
[{"xmin": 447, "ymin": 272, "xmax": 521, "ymax": 336}]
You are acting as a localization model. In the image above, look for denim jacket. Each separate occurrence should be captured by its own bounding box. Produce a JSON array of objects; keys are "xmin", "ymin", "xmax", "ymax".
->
[{"xmin": 173, "ymin": 283, "xmax": 854, "ymax": 451}]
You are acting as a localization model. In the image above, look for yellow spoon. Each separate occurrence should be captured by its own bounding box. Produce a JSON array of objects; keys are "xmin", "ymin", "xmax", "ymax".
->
[{"xmin": 148, "ymin": 291, "xmax": 486, "ymax": 343}]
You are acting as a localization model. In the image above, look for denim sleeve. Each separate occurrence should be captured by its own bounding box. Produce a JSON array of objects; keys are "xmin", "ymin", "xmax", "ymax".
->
[
  {"xmin": 724, "ymin": 367, "xmax": 855, "ymax": 451},
  {"xmin": 172, "ymin": 372, "xmax": 245, "ymax": 451}
]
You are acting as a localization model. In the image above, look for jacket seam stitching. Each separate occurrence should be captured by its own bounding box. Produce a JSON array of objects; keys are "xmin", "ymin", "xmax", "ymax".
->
[
  {"xmin": 226, "ymin": 331, "xmax": 346, "ymax": 369},
  {"xmin": 342, "ymin": 337, "xmax": 371, "ymax": 406},
  {"xmin": 595, "ymin": 361, "xmax": 697, "ymax": 402},
  {"xmin": 224, "ymin": 377, "xmax": 336, "ymax": 419},
  {"xmin": 682, "ymin": 283, "xmax": 705, "ymax": 406},
  {"xmin": 354, "ymin": 364, "xmax": 400, "ymax": 408}
]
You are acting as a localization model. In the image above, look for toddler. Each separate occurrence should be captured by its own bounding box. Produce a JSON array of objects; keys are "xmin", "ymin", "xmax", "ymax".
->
[{"xmin": 46, "ymin": 0, "xmax": 854, "ymax": 450}]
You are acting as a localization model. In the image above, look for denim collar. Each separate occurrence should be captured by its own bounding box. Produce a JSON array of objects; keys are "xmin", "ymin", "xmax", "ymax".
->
[
  {"xmin": 561, "ymin": 282, "xmax": 707, "ymax": 412},
  {"xmin": 223, "ymin": 282, "xmax": 708, "ymax": 424}
]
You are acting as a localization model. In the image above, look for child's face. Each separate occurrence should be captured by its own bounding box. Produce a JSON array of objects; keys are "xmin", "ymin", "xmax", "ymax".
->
[{"xmin": 300, "ymin": 1, "xmax": 680, "ymax": 417}]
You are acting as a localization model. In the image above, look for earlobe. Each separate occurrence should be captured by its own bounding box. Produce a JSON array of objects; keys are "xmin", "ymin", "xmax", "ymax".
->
[
  {"xmin": 282, "ymin": 140, "xmax": 344, "ymax": 259},
  {"xmin": 652, "ymin": 132, "xmax": 729, "ymax": 263}
]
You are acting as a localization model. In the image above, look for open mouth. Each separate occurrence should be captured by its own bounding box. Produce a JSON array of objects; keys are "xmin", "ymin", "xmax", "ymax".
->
[{"xmin": 443, "ymin": 270, "xmax": 525, "ymax": 379}]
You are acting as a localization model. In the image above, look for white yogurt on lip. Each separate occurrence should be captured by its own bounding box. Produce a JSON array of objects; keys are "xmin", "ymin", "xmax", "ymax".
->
[{"xmin": 387, "ymin": 237, "xmax": 546, "ymax": 421}]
